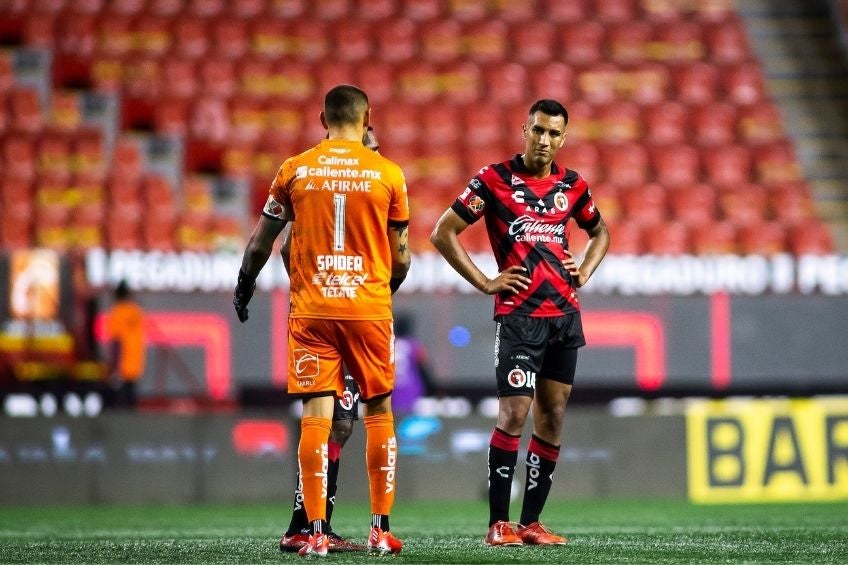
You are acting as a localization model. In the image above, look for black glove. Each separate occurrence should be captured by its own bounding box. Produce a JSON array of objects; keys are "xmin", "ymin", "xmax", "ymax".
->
[{"xmin": 233, "ymin": 269, "xmax": 256, "ymax": 323}]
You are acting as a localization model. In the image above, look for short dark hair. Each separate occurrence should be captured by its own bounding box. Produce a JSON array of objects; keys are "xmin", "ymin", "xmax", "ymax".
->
[
  {"xmin": 115, "ymin": 280, "xmax": 130, "ymax": 300},
  {"xmin": 324, "ymin": 85, "xmax": 369, "ymax": 126},
  {"xmin": 528, "ymin": 99, "xmax": 569, "ymax": 125}
]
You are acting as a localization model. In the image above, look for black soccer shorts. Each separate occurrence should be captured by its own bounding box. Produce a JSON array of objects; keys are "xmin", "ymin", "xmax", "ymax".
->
[
  {"xmin": 493, "ymin": 312, "xmax": 585, "ymax": 397},
  {"xmin": 334, "ymin": 373, "xmax": 360, "ymax": 421}
]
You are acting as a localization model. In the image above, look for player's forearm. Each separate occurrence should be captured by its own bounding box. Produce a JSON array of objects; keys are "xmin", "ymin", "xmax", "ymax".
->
[
  {"xmin": 240, "ymin": 237, "xmax": 274, "ymax": 280},
  {"xmin": 578, "ymin": 218, "xmax": 610, "ymax": 284}
]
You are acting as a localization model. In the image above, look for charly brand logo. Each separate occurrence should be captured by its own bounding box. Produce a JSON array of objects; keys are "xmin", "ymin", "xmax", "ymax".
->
[{"xmin": 294, "ymin": 349, "xmax": 319, "ymax": 378}]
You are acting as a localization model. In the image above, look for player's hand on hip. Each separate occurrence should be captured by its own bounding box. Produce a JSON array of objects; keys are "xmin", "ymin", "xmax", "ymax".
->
[
  {"xmin": 562, "ymin": 250, "xmax": 587, "ymax": 287},
  {"xmin": 484, "ymin": 265, "xmax": 531, "ymax": 295},
  {"xmin": 233, "ymin": 269, "xmax": 256, "ymax": 323}
]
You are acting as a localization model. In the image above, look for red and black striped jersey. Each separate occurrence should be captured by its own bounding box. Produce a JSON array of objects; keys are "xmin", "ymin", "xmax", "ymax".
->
[{"xmin": 451, "ymin": 155, "xmax": 601, "ymax": 318}]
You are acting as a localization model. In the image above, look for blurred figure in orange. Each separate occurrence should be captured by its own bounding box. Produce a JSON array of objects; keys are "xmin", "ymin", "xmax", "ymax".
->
[{"xmin": 105, "ymin": 280, "xmax": 146, "ymax": 408}]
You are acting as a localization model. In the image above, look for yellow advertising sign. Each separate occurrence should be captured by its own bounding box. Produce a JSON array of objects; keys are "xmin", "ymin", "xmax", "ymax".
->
[{"xmin": 687, "ymin": 397, "xmax": 848, "ymax": 503}]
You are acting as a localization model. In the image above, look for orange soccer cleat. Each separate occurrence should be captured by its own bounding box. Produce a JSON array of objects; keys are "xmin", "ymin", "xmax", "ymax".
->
[
  {"xmin": 367, "ymin": 527, "xmax": 403, "ymax": 554},
  {"xmin": 517, "ymin": 521, "xmax": 569, "ymax": 545},
  {"xmin": 484, "ymin": 521, "xmax": 523, "ymax": 546}
]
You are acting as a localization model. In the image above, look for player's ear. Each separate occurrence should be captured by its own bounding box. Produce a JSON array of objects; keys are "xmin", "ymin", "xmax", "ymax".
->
[
  {"xmin": 363, "ymin": 107, "xmax": 371, "ymax": 128},
  {"xmin": 522, "ymin": 123, "xmax": 528, "ymax": 139},
  {"xmin": 320, "ymin": 111, "xmax": 328, "ymax": 130}
]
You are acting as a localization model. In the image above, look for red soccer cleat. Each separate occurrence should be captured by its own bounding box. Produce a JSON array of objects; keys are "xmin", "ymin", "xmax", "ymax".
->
[
  {"xmin": 367, "ymin": 527, "xmax": 403, "ymax": 554},
  {"xmin": 484, "ymin": 521, "xmax": 523, "ymax": 546},
  {"xmin": 327, "ymin": 532, "xmax": 366, "ymax": 552},
  {"xmin": 279, "ymin": 530, "xmax": 309, "ymax": 552},
  {"xmin": 517, "ymin": 521, "xmax": 569, "ymax": 545},
  {"xmin": 297, "ymin": 533, "xmax": 328, "ymax": 557}
]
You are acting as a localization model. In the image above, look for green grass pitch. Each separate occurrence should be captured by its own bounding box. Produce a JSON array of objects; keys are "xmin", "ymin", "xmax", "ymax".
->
[{"xmin": 1, "ymin": 499, "xmax": 847, "ymax": 563}]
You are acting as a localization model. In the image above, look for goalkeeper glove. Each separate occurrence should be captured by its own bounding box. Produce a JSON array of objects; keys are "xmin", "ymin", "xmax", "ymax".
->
[{"xmin": 233, "ymin": 269, "xmax": 256, "ymax": 323}]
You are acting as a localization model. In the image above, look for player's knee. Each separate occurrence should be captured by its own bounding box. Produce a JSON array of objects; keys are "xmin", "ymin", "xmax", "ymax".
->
[{"xmin": 330, "ymin": 418, "xmax": 354, "ymax": 445}]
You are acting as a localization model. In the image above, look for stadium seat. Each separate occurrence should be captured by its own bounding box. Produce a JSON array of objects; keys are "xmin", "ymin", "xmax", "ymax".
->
[
  {"xmin": 229, "ymin": 96, "xmax": 266, "ymax": 142},
  {"xmin": 356, "ymin": 64, "xmax": 395, "ymax": 104},
  {"xmin": 462, "ymin": 101, "xmax": 507, "ymax": 147},
  {"xmin": 694, "ymin": 0, "xmax": 737, "ymax": 22},
  {"xmin": 786, "ymin": 220, "xmax": 835, "ymax": 255},
  {"xmin": 621, "ymin": 183, "xmax": 668, "ymax": 226},
  {"xmin": 723, "ymin": 62, "xmax": 767, "ymax": 106},
  {"xmin": 142, "ymin": 215, "xmax": 178, "ymax": 251},
  {"xmin": 374, "ymin": 19, "xmax": 417, "ymax": 64},
  {"xmin": 421, "ymin": 103, "xmax": 461, "ymax": 147},
  {"xmin": 768, "ymin": 182, "xmax": 815, "ymax": 225},
  {"xmin": 37, "ymin": 133, "xmax": 73, "ymax": 182},
  {"xmin": 641, "ymin": 0, "xmax": 686, "ymax": 22},
  {"xmin": 178, "ymin": 213, "xmax": 212, "ymax": 252},
  {"xmin": 595, "ymin": 0, "xmax": 638, "ymax": 23},
  {"xmin": 606, "ymin": 219, "xmax": 643, "ymax": 255},
  {"xmin": 653, "ymin": 20, "xmax": 705, "ymax": 62},
  {"xmin": 9, "ymin": 87, "xmax": 44, "ymax": 134},
  {"xmin": 564, "ymin": 143, "xmax": 601, "ymax": 184},
  {"xmin": 483, "ymin": 62, "xmax": 527, "ymax": 106},
  {"xmin": 494, "ymin": 0, "xmax": 536, "ymax": 22},
  {"xmin": 540, "ymin": 0, "xmax": 588, "ymax": 22},
  {"xmin": 601, "ymin": 142, "xmax": 650, "ymax": 188},
  {"xmin": 755, "ymin": 141, "xmax": 803, "ymax": 185},
  {"xmin": 737, "ymin": 221, "xmax": 786, "ymax": 255},
  {"xmin": 692, "ymin": 101, "xmax": 738, "ymax": 147},
  {"xmin": 561, "ymin": 20, "xmax": 605, "ymax": 66},
  {"xmin": 173, "ymin": 19, "xmax": 210, "ymax": 59},
  {"xmin": 702, "ymin": 145, "xmax": 753, "ymax": 187},
  {"xmin": 0, "ymin": 214, "xmax": 33, "ymax": 249},
  {"xmin": 210, "ymin": 215, "xmax": 245, "ymax": 252},
  {"xmin": 58, "ymin": 14, "xmax": 96, "ymax": 58},
  {"xmin": 2, "ymin": 135, "xmax": 37, "ymax": 181},
  {"xmin": 627, "ymin": 62, "xmax": 672, "ymax": 105},
  {"xmin": 309, "ymin": 0, "xmax": 351, "ymax": 20},
  {"xmin": 464, "ymin": 20, "xmax": 509, "ymax": 63},
  {"xmin": 199, "ymin": 59, "xmax": 237, "ymax": 98},
  {"xmin": 690, "ymin": 220, "xmax": 738, "ymax": 254},
  {"xmin": 105, "ymin": 214, "xmax": 142, "ymax": 250},
  {"xmin": 333, "ymin": 21, "xmax": 374, "ymax": 63},
  {"xmin": 96, "ymin": 15, "xmax": 134, "ymax": 58},
  {"xmin": 161, "ymin": 57, "xmax": 199, "ymax": 99},
  {"xmin": 153, "ymin": 97, "xmax": 191, "ymax": 136},
  {"xmin": 420, "ymin": 20, "xmax": 463, "ymax": 63},
  {"xmin": 607, "ymin": 21, "xmax": 652, "ymax": 64},
  {"xmin": 704, "ymin": 18, "xmax": 750, "ymax": 64},
  {"xmin": 441, "ymin": 61, "xmax": 483, "ymax": 105},
  {"xmin": 402, "ymin": 0, "xmax": 443, "ymax": 21},
  {"xmin": 249, "ymin": 19, "xmax": 288, "ymax": 59},
  {"xmin": 577, "ymin": 63, "xmax": 619, "ymax": 105},
  {"xmin": 0, "ymin": 177, "xmax": 34, "ymax": 218},
  {"xmin": 674, "ymin": 61, "xmax": 719, "ymax": 105},
  {"xmin": 510, "ymin": 21, "xmax": 556, "ymax": 65},
  {"xmin": 372, "ymin": 102, "xmax": 419, "ymax": 148},
  {"xmin": 643, "ymin": 101, "xmax": 689, "ymax": 145},
  {"xmin": 446, "ymin": 0, "xmax": 488, "ymax": 22},
  {"xmin": 187, "ymin": 0, "xmax": 226, "ymax": 18},
  {"xmin": 211, "ymin": 18, "xmax": 249, "ymax": 61},
  {"xmin": 643, "ymin": 220, "xmax": 690, "ymax": 255},
  {"xmin": 529, "ymin": 62, "xmax": 576, "ymax": 104},
  {"xmin": 356, "ymin": 0, "xmax": 396, "ymax": 21},
  {"xmin": 561, "ymin": 100, "xmax": 595, "ymax": 145},
  {"xmin": 112, "ymin": 137, "xmax": 145, "ymax": 181},
  {"xmin": 288, "ymin": 22, "xmax": 330, "ymax": 62},
  {"xmin": 596, "ymin": 102, "xmax": 641, "ymax": 143},
  {"xmin": 23, "ymin": 14, "xmax": 56, "ymax": 49},
  {"xmin": 148, "ymin": 0, "xmax": 184, "ymax": 17},
  {"xmin": 717, "ymin": 182, "xmax": 767, "ymax": 226},
  {"xmin": 396, "ymin": 62, "xmax": 440, "ymax": 104},
  {"xmin": 667, "ymin": 183, "xmax": 717, "ymax": 226},
  {"xmin": 275, "ymin": 61, "xmax": 316, "ymax": 103},
  {"xmin": 651, "ymin": 144, "xmax": 700, "ymax": 188},
  {"xmin": 267, "ymin": 0, "xmax": 306, "ymax": 17},
  {"xmin": 738, "ymin": 102, "xmax": 785, "ymax": 146}
]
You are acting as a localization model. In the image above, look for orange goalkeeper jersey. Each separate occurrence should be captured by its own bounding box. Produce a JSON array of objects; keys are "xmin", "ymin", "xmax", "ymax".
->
[{"xmin": 267, "ymin": 138, "xmax": 409, "ymax": 321}]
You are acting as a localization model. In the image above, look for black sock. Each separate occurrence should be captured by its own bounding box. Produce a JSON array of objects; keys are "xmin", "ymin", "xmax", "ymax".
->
[
  {"xmin": 325, "ymin": 456, "xmax": 340, "ymax": 527},
  {"xmin": 519, "ymin": 434, "xmax": 560, "ymax": 526},
  {"xmin": 488, "ymin": 427, "xmax": 520, "ymax": 526},
  {"xmin": 371, "ymin": 514, "xmax": 390, "ymax": 531},
  {"xmin": 286, "ymin": 472, "xmax": 307, "ymax": 535}
]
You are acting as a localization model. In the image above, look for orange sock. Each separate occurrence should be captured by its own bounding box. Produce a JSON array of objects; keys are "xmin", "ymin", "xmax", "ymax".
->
[
  {"xmin": 364, "ymin": 412, "xmax": 397, "ymax": 516},
  {"xmin": 299, "ymin": 416, "xmax": 332, "ymax": 524}
]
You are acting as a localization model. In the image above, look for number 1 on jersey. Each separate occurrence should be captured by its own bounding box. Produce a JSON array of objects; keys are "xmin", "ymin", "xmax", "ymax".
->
[{"xmin": 333, "ymin": 193, "xmax": 346, "ymax": 251}]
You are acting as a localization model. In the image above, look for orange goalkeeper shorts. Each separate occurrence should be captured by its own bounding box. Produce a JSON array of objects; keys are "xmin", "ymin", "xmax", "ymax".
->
[{"xmin": 288, "ymin": 317, "xmax": 395, "ymax": 402}]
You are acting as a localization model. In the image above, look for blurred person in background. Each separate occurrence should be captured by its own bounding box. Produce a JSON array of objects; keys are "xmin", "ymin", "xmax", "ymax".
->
[
  {"xmin": 233, "ymin": 85, "xmax": 411, "ymax": 556},
  {"xmin": 279, "ymin": 126, "xmax": 381, "ymax": 554},
  {"xmin": 105, "ymin": 280, "xmax": 146, "ymax": 408},
  {"xmin": 430, "ymin": 99, "xmax": 610, "ymax": 547},
  {"xmin": 392, "ymin": 312, "xmax": 436, "ymax": 414}
]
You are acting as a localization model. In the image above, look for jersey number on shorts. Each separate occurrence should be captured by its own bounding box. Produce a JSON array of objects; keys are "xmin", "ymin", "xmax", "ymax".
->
[{"xmin": 333, "ymin": 193, "xmax": 346, "ymax": 251}]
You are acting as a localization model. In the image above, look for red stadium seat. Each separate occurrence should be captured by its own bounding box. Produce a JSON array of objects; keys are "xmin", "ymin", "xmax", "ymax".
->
[
  {"xmin": 58, "ymin": 14, "xmax": 96, "ymax": 57},
  {"xmin": 786, "ymin": 220, "xmax": 835, "ymax": 256},
  {"xmin": 653, "ymin": 20, "xmax": 705, "ymax": 62},
  {"xmin": 402, "ymin": 0, "xmax": 444, "ymax": 20},
  {"xmin": 596, "ymin": 102, "xmax": 641, "ymax": 143},
  {"xmin": 190, "ymin": 97, "xmax": 231, "ymax": 142},
  {"xmin": 562, "ymin": 20, "xmax": 605, "ymax": 66},
  {"xmin": 112, "ymin": 137, "xmax": 145, "ymax": 181},
  {"xmin": 420, "ymin": 20, "xmax": 463, "ymax": 63},
  {"xmin": 0, "ymin": 214, "xmax": 33, "ymax": 249},
  {"xmin": 96, "ymin": 15, "xmax": 134, "ymax": 58},
  {"xmin": 510, "ymin": 21, "xmax": 556, "ymax": 65},
  {"xmin": 755, "ymin": 141, "xmax": 803, "ymax": 185},
  {"xmin": 375, "ymin": 19, "xmax": 417, "ymax": 64},
  {"xmin": 441, "ymin": 61, "xmax": 483, "ymax": 104},
  {"xmin": 529, "ymin": 62, "xmax": 576, "ymax": 104},
  {"xmin": 23, "ymin": 14, "xmax": 56, "ymax": 49},
  {"xmin": 643, "ymin": 101, "xmax": 689, "ymax": 145},
  {"xmin": 153, "ymin": 97, "xmax": 191, "ymax": 136},
  {"xmin": 667, "ymin": 183, "xmax": 717, "ymax": 226},
  {"xmin": 738, "ymin": 102, "xmax": 785, "ymax": 146},
  {"xmin": 607, "ymin": 219, "xmax": 643, "ymax": 255},
  {"xmin": 105, "ymin": 214, "xmax": 142, "ymax": 250},
  {"xmin": 607, "ymin": 21, "xmax": 652, "ymax": 64},
  {"xmin": 704, "ymin": 18, "xmax": 750, "ymax": 64},
  {"xmin": 737, "ymin": 221, "xmax": 786, "ymax": 255},
  {"xmin": 275, "ymin": 61, "xmax": 315, "ymax": 103},
  {"xmin": 356, "ymin": 65, "xmax": 395, "ymax": 105},
  {"xmin": 627, "ymin": 62, "xmax": 672, "ymax": 105},
  {"xmin": 373, "ymin": 102, "xmax": 419, "ymax": 148},
  {"xmin": 723, "ymin": 62, "xmax": 767, "ymax": 106},
  {"xmin": 462, "ymin": 102, "xmax": 507, "ymax": 147},
  {"xmin": 702, "ymin": 145, "xmax": 753, "ymax": 187},
  {"xmin": 37, "ymin": 133, "xmax": 73, "ymax": 182},
  {"xmin": 483, "ymin": 62, "xmax": 527, "ymax": 106},
  {"xmin": 540, "ymin": 0, "xmax": 589, "ymax": 23},
  {"xmin": 161, "ymin": 58, "xmax": 198, "ymax": 99},
  {"xmin": 310, "ymin": 0, "xmax": 351, "ymax": 20},
  {"xmin": 577, "ymin": 63, "xmax": 619, "ymax": 105},
  {"xmin": 589, "ymin": 182, "xmax": 621, "ymax": 223},
  {"xmin": 288, "ymin": 22, "xmax": 330, "ymax": 62},
  {"xmin": 674, "ymin": 61, "xmax": 719, "ymax": 105},
  {"xmin": 652, "ymin": 144, "xmax": 700, "ymax": 188},
  {"xmin": 768, "ymin": 182, "xmax": 815, "ymax": 226},
  {"xmin": 250, "ymin": 19, "xmax": 288, "ymax": 59},
  {"xmin": 315, "ymin": 62, "xmax": 355, "ymax": 99},
  {"xmin": 173, "ymin": 19, "xmax": 210, "ymax": 59},
  {"xmin": 643, "ymin": 220, "xmax": 690, "ymax": 255},
  {"xmin": 465, "ymin": 20, "xmax": 509, "ymax": 63},
  {"xmin": 690, "ymin": 220, "xmax": 738, "ymax": 254},
  {"xmin": 621, "ymin": 183, "xmax": 668, "ymax": 226},
  {"xmin": 333, "ymin": 21, "xmax": 374, "ymax": 63},
  {"xmin": 717, "ymin": 182, "xmax": 767, "ymax": 226},
  {"xmin": 229, "ymin": 96, "xmax": 266, "ymax": 142},
  {"xmin": 561, "ymin": 100, "xmax": 595, "ymax": 145},
  {"xmin": 199, "ymin": 58, "xmax": 237, "ymax": 98},
  {"xmin": 9, "ymin": 87, "xmax": 44, "ymax": 134},
  {"xmin": 211, "ymin": 19, "xmax": 249, "ymax": 61},
  {"xmin": 563, "ymin": 143, "xmax": 602, "ymax": 184},
  {"xmin": 421, "ymin": 103, "xmax": 461, "ymax": 148},
  {"xmin": 694, "ymin": 0, "xmax": 737, "ymax": 22},
  {"xmin": 230, "ymin": 0, "xmax": 267, "ymax": 18},
  {"xmin": 446, "ymin": 0, "xmax": 488, "ymax": 22},
  {"xmin": 356, "ymin": 0, "xmax": 396, "ymax": 21},
  {"xmin": 396, "ymin": 62, "xmax": 440, "ymax": 104},
  {"xmin": 494, "ymin": 0, "xmax": 536, "ymax": 22},
  {"xmin": 188, "ymin": 0, "xmax": 226, "ymax": 18},
  {"xmin": 595, "ymin": 0, "xmax": 638, "ymax": 23},
  {"xmin": 641, "ymin": 0, "xmax": 686, "ymax": 22},
  {"xmin": 602, "ymin": 142, "xmax": 650, "ymax": 188},
  {"xmin": 148, "ymin": 0, "xmax": 183, "ymax": 17},
  {"xmin": 142, "ymin": 215, "xmax": 178, "ymax": 251},
  {"xmin": 2, "ymin": 135, "xmax": 37, "ymax": 181},
  {"xmin": 692, "ymin": 101, "xmax": 738, "ymax": 147},
  {"xmin": 0, "ymin": 177, "xmax": 34, "ymax": 218}
]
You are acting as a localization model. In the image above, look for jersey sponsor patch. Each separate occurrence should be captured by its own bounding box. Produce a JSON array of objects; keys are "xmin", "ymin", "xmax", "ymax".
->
[{"xmin": 467, "ymin": 194, "xmax": 485, "ymax": 213}]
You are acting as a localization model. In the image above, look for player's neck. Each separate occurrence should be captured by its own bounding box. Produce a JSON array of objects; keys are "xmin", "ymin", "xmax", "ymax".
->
[
  {"xmin": 520, "ymin": 154, "xmax": 552, "ymax": 179},
  {"xmin": 326, "ymin": 125, "xmax": 366, "ymax": 143}
]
